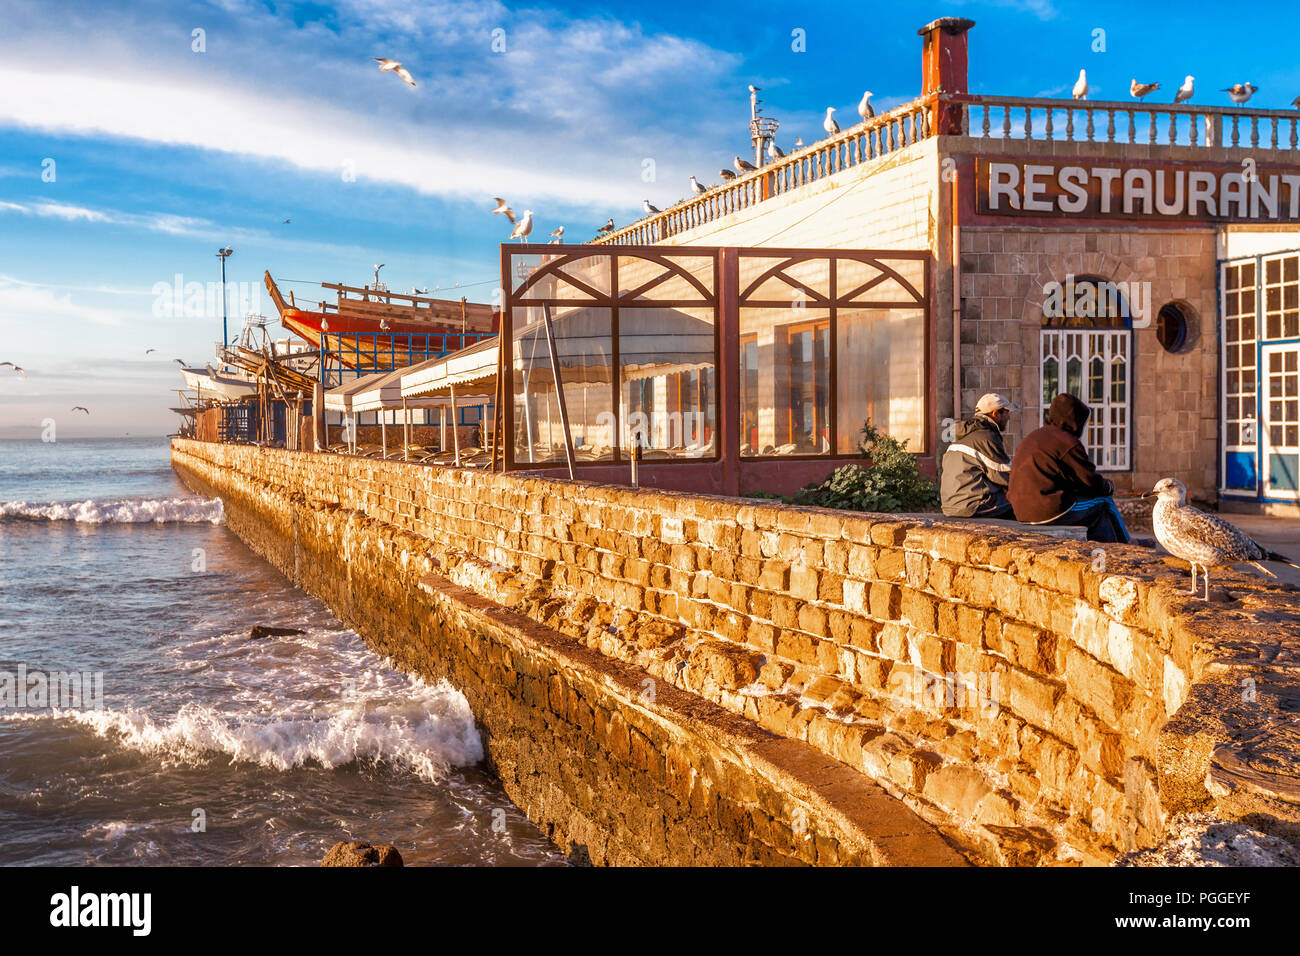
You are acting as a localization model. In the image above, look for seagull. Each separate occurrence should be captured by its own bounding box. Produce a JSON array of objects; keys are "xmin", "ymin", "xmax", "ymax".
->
[
  {"xmin": 321, "ymin": 317, "xmax": 330, "ymax": 332},
  {"xmin": 71, "ymin": 406, "xmax": 89, "ymax": 414},
  {"xmin": 1072, "ymin": 69, "xmax": 1088, "ymax": 101},
  {"xmin": 1145, "ymin": 477, "xmax": 1299, "ymax": 600},
  {"xmin": 794, "ymin": 137, "xmax": 804, "ymax": 148},
  {"xmin": 718, "ymin": 168, "xmax": 736, "ymax": 182},
  {"xmin": 509, "ymin": 209, "xmax": 533, "ymax": 241},
  {"xmin": 857, "ymin": 90, "xmax": 875, "ymax": 121},
  {"xmin": 1130, "ymin": 79, "xmax": 1160, "ymax": 101},
  {"xmin": 491, "ymin": 197, "xmax": 515, "ymax": 223},
  {"xmin": 734, "ymin": 155, "xmax": 756, "ymax": 173},
  {"xmin": 767, "ymin": 141, "xmax": 784, "ymax": 160},
  {"xmin": 373, "ymin": 57, "xmax": 417, "ymax": 88},
  {"xmin": 172, "ymin": 358, "xmax": 185, "ymax": 365},
  {"xmin": 597, "ymin": 218, "xmax": 615, "ymax": 234},
  {"xmin": 1, "ymin": 361, "xmax": 26, "ymax": 378},
  {"xmin": 1293, "ymin": 95, "xmax": 1300, "ymax": 110},
  {"xmin": 1174, "ymin": 75, "xmax": 1195, "ymax": 104},
  {"xmin": 748, "ymin": 84, "xmax": 760, "ymax": 93},
  {"xmin": 823, "ymin": 107, "xmax": 840, "ymax": 135},
  {"xmin": 688, "ymin": 176, "xmax": 708, "ymax": 195},
  {"xmin": 642, "ymin": 199, "xmax": 661, "ymax": 214},
  {"xmin": 379, "ymin": 319, "xmax": 390, "ymax": 330},
  {"xmin": 282, "ymin": 218, "xmax": 291, "ymax": 225},
  {"xmin": 144, "ymin": 348, "xmax": 155, "ymax": 354},
  {"xmin": 547, "ymin": 225, "xmax": 564, "ymax": 243},
  {"xmin": 1222, "ymin": 82, "xmax": 1257, "ymax": 105}
]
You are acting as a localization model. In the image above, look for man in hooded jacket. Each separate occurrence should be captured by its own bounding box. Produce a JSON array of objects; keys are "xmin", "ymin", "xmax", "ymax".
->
[{"xmin": 1008, "ymin": 393, "xmax": 1130, "ymax": 542}]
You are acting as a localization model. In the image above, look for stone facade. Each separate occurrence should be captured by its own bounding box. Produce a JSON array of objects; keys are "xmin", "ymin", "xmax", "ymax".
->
[{"xmin": 172, "ymin": 440, "xmax": 1300, "ymax": 865}]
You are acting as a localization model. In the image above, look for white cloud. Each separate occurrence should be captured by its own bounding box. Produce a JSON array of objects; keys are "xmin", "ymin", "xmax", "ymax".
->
[{"xmin": 0, "ymin": 277, "xmax": 123, "ymax": 326}]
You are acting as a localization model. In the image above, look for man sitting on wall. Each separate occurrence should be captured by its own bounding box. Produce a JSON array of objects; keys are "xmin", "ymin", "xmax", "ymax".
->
[
  {"xmin": 940, "ymin": 393, "xmax": 1019, "ymax": 520},
  {"xmin": 1008, "ymin": 393, "xmax": 1130, "ymax": 543}
]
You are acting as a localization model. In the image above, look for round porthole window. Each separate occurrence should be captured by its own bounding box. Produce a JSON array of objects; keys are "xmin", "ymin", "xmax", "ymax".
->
[{"xmin": 1156, "ymin": 302, "xmax": 1193, "ymax": 353}]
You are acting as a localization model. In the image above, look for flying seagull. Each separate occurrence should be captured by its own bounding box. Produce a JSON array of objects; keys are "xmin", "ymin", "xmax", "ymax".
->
[
  {"xmin": 1072, "ymin": 69, "xmax": 1088, "ymax": 101},
  {"xmin": 373, "ymin": 57, "xmax": 417, "ymax": 88},
  {"xmin": 857, "ymin": 90, "xmax": 875, "ymax": 121},
  {"xmin": 1, "ymin": 361, "xmax": 26, "ymax": 378},
  {"xmin": 491, "ymin": 197, "xmax": 515, "ymax": 223},
  {"xmin": 509, "ymin": 209, "xmax": 533, "ymax": 241},
  {"xmin": 767, "ymin": 141, "xmax": 784, "ymax": 160},
  {"xmin": 282, "ymin": 218, "xmax": 291, "ymax": 224},
  {"xmin": 642, "ymin": 199, "xmax": 661, "ymax": 214},
  {"xmin": 1174, "ymin": 75, "xmax": 1195, "ymax": 104},
  {"xmin": 823, "ymin": 107, "xmax": 840, "ymax": 135},
  {"xmin": 548, "ymin": 225, "xmax": 564, "ymax": 243},
  {"xmin": 734, "ymin": 155, "xmax": 756, "ymax": 173},
  {"xmin": 597, "ymin": 218, "xmax": 615, "ymax": 234},
  {"xmin": 172, "ymin": 358, "xmax": 186, "ymax": 365},
  {"xmin": 71, "ymin": 406, "xmax": 89, "ymax": 414},
  {"xmin": 689, "ymin": 175, "xmax": 708, "ymax": 195},
  {"xmin": 1146, "ymin": 477, "xmax": 1299, "ymax": 600},
  {"xmin": 718, "ymin": 168, "xmax": 736, "ymax": 182},
  {"xmin": 144, "ymin": 348, "xmax": 155, "ymax": 354},
  {"xmin": 1222, "ymin": 82, "xmax": 1257, "ymax": 105},
  {"xmin": 1130, "ymin": 79, "xmax": 1160, "ymax": 101}
]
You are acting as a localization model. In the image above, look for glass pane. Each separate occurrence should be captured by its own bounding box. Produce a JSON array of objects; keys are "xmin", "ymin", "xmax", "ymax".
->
[
  {"xmin": 738, "ymin": 308, "xmax": 830, "ymax": 456},
  {"xmin": 1042, "ymin": 354, "xmax": 1059, "ymax": 406},
  {"xmin": 511, "ymin": 305, "xmax": 614, "ymax": 463},
  {"xmin": 1111, "ymin": 356, "xmax": 1126, "ymax": 403},
  {"xmin": 1066, "ymin": 356, "xmax": 1083, "ymax": 397},
  {"xmin": 836, "ymin": 308, "xmax": 926, "ymax": 454},
  {"xmin": 620, "ymin": 307, "xmax": 716, "ymax": 459}
]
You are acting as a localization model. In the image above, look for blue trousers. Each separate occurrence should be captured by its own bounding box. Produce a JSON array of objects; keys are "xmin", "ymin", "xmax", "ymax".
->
[{"xmin": 1044, "ymin": 496, "xmax": 1130, "ymax": 543}]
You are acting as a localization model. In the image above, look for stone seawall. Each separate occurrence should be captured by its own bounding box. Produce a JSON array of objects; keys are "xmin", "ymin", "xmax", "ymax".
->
[{"xmin": 171, "ymin": 439, "xmax": 1300, "ymax": 865}]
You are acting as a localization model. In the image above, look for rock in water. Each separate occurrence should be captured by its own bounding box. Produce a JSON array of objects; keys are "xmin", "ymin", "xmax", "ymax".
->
[
  {"xmin": 321, "ymin": 841, "xmax": 404, "ymax": 867},
  {"xmin": 249, "ymin": 625, "xmax": 306, "ymax": 640}
]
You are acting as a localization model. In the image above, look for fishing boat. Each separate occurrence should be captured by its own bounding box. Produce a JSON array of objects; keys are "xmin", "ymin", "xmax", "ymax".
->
[
  {"xmin": 180, "ymin": 365, "xmax": 259, "ymax": 402},
  {"xmin": 264, "ymin": 270, "xmax": 498, "ymax": 372}
]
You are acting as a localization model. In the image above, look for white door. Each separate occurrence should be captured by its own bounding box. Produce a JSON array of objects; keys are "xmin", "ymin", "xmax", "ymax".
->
[{"xmin": 1261, "ymin": 344, "xmax": 1300, "ymax": 500}]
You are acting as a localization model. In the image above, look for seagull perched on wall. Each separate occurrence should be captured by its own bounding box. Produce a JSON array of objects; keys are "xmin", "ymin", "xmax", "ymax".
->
[
  {"xmin": 597, "ymin": 217, "xmax": 615, "ymax": 234},
  {"xmin": 1145, "ymin": 477, "xmax": 1299, "ymax": 600},
  {"xmin": 1072, "ymin": 69, "xmax": 1089, "ymax": 100},
  {"xmin": 823, "ymin": 107, "xmax": 840, "ymax": 135},
  {"xmin": 857, "ymin": 90, "xmax": 875, "ymax": 121},
  {"xmin": 1130, "ymin": 79, "xmax": 1161, "ymax": 101},
  {"xmin": 1222, "ymin": 82, "xmax": 1257, "ymax": 105},
  {"xmin": 795, "ymin": 137, "xmax": 804, "ymax": 148},
  {"xmin": 719, "ymin": 168, "xmax": 736, "ymax": 182},
  {"xmin": 509, "ymin": 210, "xmax": 533, "ymax": 241},
  {"xmin": 1, "ymin": 361, "xmax": 26, "ymax": 378},
  {"xmin": 689, "ymin": 175, "xmax": 708, "ymax": 195},
  {"xmin": 373, "ymin": 57, "xmax": 417, "ymax": 87},
  {"xmin": 734, "ymin": 155, "xmax": 756, "ymax": 173},
  {"xmin": 767, "ymin": 140, "xmax": 784, "ymax": 160},
  {"xmin": 642, "ymin": 199, "xmax": 661, "ymax": 214},
  {"xmin": 491, "ymin": 197, "xmax": 515, "ymax": 223},
  {"xmin": 1174, "ymin": 75, "xmax": 1195, "ymax": 104},
  {"xmin": 548, "ymin": 225, "xmax": 564, "ymax": 243},
  {"xmin": 1293, "ymin": 95, "xmax": 1300, "ymax": 110}
]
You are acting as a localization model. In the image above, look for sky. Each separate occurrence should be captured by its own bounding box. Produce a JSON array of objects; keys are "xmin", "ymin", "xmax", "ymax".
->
[{"xmin": 1, "ymin": 0, "xmax": 1298, "ymax": 437}]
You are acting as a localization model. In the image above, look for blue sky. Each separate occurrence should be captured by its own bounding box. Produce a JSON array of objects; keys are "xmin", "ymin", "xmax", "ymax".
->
[{"xmin": 1, "ymin": 0, "xmax": 1297, "ymax": 436}]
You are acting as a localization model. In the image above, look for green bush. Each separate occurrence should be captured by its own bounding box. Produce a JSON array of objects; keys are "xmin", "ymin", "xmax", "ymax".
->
[{"xmin": 791, "ymin": 421, "xmax": 939, "ymax": 513}]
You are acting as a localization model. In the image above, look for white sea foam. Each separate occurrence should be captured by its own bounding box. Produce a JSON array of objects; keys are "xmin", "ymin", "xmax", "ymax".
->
[
  {"xmin": 20, "ymin": 676, "xmax": 484, "ymax": 782},
  {"xmin": 0, "ymin": 495, "xmax": 223, "ymax": 524}
]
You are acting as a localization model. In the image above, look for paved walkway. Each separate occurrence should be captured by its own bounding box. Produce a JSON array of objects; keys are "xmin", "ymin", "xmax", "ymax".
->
[{"xmin": 1219, "ymin": 514, "xmax": 1300, "ymax": 587}]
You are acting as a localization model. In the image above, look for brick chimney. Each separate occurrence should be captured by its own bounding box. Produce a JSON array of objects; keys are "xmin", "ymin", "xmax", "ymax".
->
[{"xmin": 918, "ymin": 17, "xmax": 975, "ymax": 133}]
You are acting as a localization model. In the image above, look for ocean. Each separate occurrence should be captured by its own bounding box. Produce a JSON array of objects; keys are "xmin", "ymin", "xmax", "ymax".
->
[{"xmin": 0, "ymin": 437, "xmax": 563, "ymax": 866}]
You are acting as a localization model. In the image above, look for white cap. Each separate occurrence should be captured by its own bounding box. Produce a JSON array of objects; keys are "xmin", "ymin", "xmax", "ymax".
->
[{"xmin": 975, "ymin": 393, "xmax": 1022, "ymax": 414}]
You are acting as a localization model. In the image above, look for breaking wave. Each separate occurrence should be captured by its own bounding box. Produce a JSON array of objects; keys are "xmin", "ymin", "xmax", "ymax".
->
[{"xmin": 0, "ymin": 495, "xmax": 224, "ymax": 524}]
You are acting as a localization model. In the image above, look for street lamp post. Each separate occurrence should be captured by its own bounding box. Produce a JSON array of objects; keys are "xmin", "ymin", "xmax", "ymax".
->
[{"xmin": 216, "ymin": 246, "xmax": 234, "ymax": 348}]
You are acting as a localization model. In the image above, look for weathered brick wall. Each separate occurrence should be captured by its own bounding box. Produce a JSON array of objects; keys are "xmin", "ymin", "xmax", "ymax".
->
[{"xmin": 172, "ymin": 439, "xmax": 1300, "ymax": 865}]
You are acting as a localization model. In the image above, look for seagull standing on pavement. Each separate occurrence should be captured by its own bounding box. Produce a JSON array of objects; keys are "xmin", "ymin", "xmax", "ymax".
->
[
  {"xmin": 823, "ymin": 107, "xmax": 840, "ymax": 135},
  {"xmin": 1174, "ymin": 75, "xmax": 1195, "ymax": 104},
  {"xmin": 734, "ymin": 155, "xmax": 756, "ymax": 173},
  {"xmin": 1147, "ymin": 478, "xmax": 1300, "ymax": 599},
  {"xmin": 857, "ymin": 91, "xmax": 875, "ymax": 121},
  {"xmin": 509, "ymin": 210, "xmax": 533, "ymax": 241},
  {"xmin": 1072, "ymin": 69, "xmax": 1089, "ymax": 100},
  {"xmin": 373, "ymin": 57, "xmax": 417, "ymax": 88},
  {"xmin": 1222, "ymin": 82, "xmax": 1257, "ymax": 105},
  {"xmin": 491, "ymin": 197, "xmax": 515, "ymax": 223},
  {"xmin": 1130, "ymin": 79, "xmax": 1160, "ymax": 101}
]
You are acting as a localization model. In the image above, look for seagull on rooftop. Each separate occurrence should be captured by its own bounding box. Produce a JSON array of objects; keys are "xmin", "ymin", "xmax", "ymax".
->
[
  {"xmin": 767, "ymin": 141, "xmax": 784, "ymax": 160},
  {"xmin": 734, "ymin": 155, "xmax": 756, "ymax": 173},
  {"xmin": 548, "ymin": 225, "xmax": 565, "ymax": 243},
  {"xmin": 1130, "ymin": 79, "xmax": 1160, "ymax": 101},
  {"xmin": 689, "ymin": 176, "xmax": 708, "ymax": 195},
  {"xmin": 373, "ymin": 57, "xmax": 417, "ymax": 88},
  {"xmin": 823, "ymin": 107, "xmax": 840, "ymax": 135},
  {"xmin": 1072, "ymin": 69, "xmax": 1089, "ymax": 101},
  {"xmin": 1174, "ymin": 75, "xmax": 1195, "ymax": 104},
  {"xmin": 1146, "ymin": 477, "xmax": 1299, "ymax": 600},
  {"xmin": 509, "ymin": 210, "xmax": 533, "ymax": 241},
  {"xmin": 1222, "ymin": 82, "xmax": 1257, "ymax": 105},
  {"xmin": 491, "ymin": 197, "xmax": 515, "ymax": 223},
  {"xmin": 857, "ymin": 91, "xmax": 875, "ymax": 121},
  {"xmin": 1, "ymin": 361, "xmax": 26, "ymax": 378}
]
